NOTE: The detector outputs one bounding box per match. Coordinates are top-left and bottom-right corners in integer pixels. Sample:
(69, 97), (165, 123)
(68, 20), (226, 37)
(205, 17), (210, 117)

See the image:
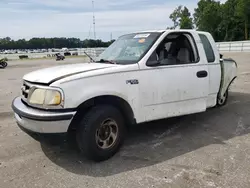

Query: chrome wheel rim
(95, 118), (118, 149)
(218, 92), (227, 105)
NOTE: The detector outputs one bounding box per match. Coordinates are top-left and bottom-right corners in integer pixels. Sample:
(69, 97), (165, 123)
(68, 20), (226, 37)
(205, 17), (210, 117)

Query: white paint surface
(17, 30), (238, 131)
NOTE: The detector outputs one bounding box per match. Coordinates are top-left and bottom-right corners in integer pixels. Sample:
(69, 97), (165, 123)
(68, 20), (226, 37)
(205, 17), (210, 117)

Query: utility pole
(92, 0), (96, 40)
(88, 25), (92, 39)
(110, 32), (112, 41)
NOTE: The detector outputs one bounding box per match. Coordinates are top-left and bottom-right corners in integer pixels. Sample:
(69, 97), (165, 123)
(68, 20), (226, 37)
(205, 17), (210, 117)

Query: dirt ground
(0, 53), (250, 188)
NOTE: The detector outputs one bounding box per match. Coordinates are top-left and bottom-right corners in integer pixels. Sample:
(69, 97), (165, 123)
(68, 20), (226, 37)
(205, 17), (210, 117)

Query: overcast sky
(0, 0), (226, 41)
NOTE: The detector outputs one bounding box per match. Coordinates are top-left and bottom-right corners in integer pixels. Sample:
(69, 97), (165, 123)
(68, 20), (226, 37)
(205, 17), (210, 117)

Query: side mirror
(146, 60), (160, 67)
(146, 51), (160, 66)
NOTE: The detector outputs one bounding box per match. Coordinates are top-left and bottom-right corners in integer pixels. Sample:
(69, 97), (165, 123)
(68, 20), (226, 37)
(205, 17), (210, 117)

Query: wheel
(2, 62), (7, 68)
(217, 89), (228, 107)
(76, 105), (125, 162)
(0, 62), (7, 69)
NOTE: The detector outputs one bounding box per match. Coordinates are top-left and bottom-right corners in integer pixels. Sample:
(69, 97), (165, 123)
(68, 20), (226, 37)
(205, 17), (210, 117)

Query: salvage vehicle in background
(12, 29), (237, 161)
(55, 53), (65, 61)
(0, 58), (8, 69)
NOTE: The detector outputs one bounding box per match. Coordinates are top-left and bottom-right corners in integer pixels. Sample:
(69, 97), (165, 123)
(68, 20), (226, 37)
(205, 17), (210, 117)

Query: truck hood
(23, 63), (118, 84)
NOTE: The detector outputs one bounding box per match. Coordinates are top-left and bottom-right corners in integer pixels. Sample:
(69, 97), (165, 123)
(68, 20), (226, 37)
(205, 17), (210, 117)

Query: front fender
(57, 74), (140, 121)
(71, 88), (131, 108)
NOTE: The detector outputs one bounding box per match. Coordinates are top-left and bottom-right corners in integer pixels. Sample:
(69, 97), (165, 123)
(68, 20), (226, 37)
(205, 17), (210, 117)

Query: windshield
(96, 32), (162, 64)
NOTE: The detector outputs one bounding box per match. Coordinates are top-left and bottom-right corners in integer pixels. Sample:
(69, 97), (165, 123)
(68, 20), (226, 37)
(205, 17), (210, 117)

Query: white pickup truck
(12, 30), (237, 161)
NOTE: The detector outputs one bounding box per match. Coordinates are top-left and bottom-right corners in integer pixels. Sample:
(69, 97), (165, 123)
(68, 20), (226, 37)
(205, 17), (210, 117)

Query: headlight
(28, 87), (63, 108)
(29, 88), (46, 105)
(44, 90), (62, 105)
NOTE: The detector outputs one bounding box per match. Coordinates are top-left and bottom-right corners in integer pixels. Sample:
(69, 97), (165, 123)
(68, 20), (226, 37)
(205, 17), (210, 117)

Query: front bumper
(12, 97), (76, 133)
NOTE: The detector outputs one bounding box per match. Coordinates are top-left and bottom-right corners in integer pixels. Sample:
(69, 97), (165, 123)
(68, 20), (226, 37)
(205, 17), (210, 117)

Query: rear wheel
(217, 89), (228, 106)
(76, 105), (125, 162)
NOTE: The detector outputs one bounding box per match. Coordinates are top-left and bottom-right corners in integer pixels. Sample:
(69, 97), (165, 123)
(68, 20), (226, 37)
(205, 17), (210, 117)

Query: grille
(21, 81), (31, 101)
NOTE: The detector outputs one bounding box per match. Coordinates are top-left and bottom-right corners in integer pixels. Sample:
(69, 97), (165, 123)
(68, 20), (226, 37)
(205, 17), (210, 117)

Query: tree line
(169, 0), (250, 41)
(0, 37), (115, 50)
(0, 0), (249, 50)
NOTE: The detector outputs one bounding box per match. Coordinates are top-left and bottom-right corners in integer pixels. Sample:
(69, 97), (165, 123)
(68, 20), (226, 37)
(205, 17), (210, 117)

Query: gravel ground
(0, 53), (250, 188)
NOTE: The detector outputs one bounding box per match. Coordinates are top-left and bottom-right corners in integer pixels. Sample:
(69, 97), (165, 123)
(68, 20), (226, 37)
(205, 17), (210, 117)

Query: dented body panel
(219, 59), (237, 98)
(138, 64), (209, 123)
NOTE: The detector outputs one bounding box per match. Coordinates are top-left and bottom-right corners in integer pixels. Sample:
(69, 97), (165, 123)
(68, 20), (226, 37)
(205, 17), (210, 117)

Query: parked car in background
(0, 58), (8, 69)
(55, 53), (65, 61)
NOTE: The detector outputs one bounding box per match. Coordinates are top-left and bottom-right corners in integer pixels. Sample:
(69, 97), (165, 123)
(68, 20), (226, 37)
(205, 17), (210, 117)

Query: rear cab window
(199, 34), (215, 63)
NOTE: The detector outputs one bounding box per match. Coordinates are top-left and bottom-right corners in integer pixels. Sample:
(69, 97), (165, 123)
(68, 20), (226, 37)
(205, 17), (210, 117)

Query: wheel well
(68, 95), (136, 131)
(227, 76), (237, 90)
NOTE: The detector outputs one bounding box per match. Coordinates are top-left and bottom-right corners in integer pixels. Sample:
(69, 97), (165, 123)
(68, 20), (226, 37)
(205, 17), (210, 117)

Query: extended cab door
(198, 32), (222, 108)
(137, 31), (209, 123)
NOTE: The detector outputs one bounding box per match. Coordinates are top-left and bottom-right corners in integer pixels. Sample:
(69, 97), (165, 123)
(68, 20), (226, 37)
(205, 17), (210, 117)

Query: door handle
(197, 70), (208, 78)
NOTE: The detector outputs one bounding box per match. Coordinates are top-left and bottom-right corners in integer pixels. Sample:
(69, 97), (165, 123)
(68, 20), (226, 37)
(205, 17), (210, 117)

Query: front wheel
(76, 105), (125, 162)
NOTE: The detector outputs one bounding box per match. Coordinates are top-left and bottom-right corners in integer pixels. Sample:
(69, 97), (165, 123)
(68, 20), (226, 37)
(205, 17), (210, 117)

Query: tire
(0, 62), (7, 69)
(2, 62), (7, 68)
(217, 89), (228, 107)
(76, 105), (125, 162)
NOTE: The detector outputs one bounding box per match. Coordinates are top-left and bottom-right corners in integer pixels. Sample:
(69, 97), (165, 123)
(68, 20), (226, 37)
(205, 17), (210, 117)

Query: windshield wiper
(98, 59), (117, 64)
(84, 51), (96, 62)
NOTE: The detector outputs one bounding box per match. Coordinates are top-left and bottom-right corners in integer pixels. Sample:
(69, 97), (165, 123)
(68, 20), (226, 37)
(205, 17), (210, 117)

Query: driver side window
(147, 32), (198, 66)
